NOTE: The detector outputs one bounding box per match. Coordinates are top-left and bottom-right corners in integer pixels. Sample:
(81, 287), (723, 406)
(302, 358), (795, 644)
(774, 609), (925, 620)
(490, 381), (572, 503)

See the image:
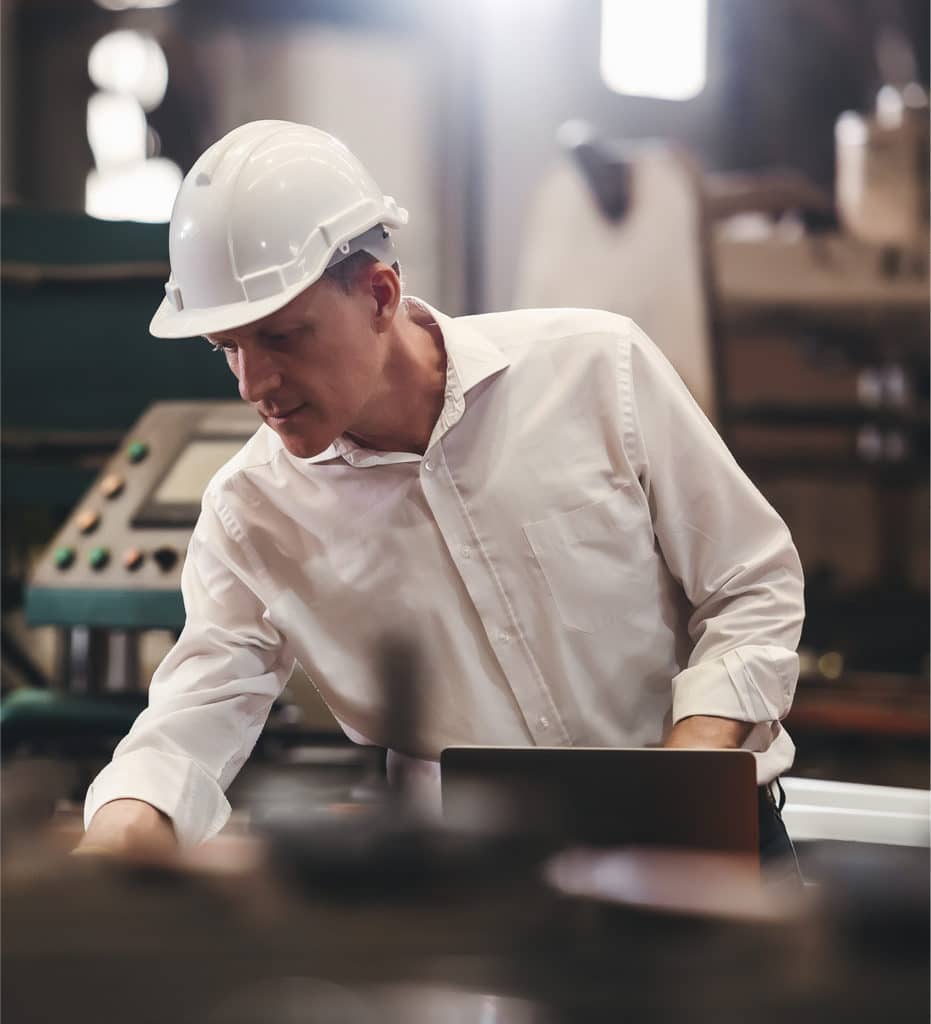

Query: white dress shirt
(85, 302), (805, 846)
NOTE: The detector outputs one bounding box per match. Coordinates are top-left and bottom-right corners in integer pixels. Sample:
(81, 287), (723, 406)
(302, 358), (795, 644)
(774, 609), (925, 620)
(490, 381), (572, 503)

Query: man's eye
(209, 342), (235, 354)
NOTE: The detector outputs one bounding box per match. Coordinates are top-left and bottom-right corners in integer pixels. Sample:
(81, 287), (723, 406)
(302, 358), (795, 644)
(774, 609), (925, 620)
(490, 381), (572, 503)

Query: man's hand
(663, 714), (753, 750)
(75, 799), (177, 860)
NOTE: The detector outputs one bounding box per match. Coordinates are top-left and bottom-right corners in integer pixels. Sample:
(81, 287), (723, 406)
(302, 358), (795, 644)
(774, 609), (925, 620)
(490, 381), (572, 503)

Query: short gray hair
(323, 250), (402, 294)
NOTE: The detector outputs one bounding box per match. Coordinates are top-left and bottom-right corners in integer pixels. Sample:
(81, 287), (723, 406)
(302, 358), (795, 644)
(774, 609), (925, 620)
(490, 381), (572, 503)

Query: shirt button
(459, 545), (472, 559)
(538, 716), (550, 730)
(423, 458), (434, 472)
(498, 631), (511, 644)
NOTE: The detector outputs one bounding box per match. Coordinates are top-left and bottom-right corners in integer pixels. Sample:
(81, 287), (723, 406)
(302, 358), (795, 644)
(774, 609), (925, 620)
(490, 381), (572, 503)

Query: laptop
(440, 746), (760, 860)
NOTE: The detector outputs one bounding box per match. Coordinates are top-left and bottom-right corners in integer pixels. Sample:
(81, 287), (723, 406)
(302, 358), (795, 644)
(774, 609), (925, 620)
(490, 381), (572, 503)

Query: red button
(100, 474), (125, 499)
(76, 509), (101, 534)
(123, 548), (145, 571)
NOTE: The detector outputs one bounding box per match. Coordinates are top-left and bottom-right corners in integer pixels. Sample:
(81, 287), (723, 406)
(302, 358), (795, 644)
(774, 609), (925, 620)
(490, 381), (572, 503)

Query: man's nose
(236, 347), (282, 403)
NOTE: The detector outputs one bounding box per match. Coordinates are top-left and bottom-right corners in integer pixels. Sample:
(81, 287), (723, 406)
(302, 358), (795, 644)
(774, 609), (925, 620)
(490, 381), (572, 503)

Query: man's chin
(278, 431), (337, 460)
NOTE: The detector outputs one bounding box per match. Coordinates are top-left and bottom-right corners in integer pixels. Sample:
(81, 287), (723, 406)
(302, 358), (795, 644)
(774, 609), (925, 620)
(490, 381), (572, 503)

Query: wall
(193, 21), (441, 304)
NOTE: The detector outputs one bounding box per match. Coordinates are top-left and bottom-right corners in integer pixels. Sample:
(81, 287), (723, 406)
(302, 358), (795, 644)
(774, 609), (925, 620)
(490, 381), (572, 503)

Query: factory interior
(1, 0), (929, 1020)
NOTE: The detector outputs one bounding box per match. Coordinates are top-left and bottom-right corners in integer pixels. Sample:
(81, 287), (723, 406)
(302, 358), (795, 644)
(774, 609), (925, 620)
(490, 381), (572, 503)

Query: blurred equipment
(22, 401), (256, 700)
(835, 87), (929, 246)
(0, 209), (233, 482)
(441, 747), (760, 859)
(3, 636), (928, 1022)
(0, 208), (233, 697)
(515, 122), (716, 419)
(780, 776), (929, 848)
(27, 401), (257, 639)
(2, 401), (263, 765)
(3, 750), (929, 1023)
(835, 24), (930, 248)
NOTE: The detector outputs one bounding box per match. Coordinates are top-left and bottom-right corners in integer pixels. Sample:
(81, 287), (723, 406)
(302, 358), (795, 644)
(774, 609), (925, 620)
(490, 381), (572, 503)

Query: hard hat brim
(149, 280), (311, 339)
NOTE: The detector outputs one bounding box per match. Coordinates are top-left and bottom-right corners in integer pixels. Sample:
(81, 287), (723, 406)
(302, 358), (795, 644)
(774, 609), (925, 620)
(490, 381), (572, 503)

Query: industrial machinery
(0, 402), (243, 770)
(26, 401), (259, 635)
(1, 209), (235, 698)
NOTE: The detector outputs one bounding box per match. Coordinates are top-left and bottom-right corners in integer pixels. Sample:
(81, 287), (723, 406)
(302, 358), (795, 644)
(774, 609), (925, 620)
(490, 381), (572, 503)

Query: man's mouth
(263, 403), (307, 425)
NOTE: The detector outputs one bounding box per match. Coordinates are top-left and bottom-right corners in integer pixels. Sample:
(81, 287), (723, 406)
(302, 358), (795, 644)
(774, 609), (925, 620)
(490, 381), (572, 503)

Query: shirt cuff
(671, 646), (798, 726)
(671, 650), (799, 784)
(84, 748), (231, 848)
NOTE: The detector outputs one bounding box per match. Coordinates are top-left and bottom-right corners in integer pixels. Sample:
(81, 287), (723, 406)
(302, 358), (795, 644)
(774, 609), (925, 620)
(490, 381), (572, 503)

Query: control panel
(26, 401), (260, 629)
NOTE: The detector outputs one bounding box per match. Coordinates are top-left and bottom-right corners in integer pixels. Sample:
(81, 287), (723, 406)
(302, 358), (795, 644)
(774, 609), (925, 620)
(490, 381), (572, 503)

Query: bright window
(601, 0), (707, 101)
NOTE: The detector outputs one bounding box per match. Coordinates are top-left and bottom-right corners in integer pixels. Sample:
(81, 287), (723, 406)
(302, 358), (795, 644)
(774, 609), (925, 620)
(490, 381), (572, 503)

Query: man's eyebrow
(259, 321), (312, 338)
(198, 322), (311, 345)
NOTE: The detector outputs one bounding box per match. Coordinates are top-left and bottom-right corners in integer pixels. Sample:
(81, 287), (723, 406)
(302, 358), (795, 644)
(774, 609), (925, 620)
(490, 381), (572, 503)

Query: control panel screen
(152, 439), (245, 504)
(133, 438), (247, 527)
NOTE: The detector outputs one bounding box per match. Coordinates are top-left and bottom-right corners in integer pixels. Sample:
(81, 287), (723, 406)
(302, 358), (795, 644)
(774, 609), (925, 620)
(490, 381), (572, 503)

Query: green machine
(1, 208), (239, 741)
(5, 399), (261, 753)
(1, 207), (234, 498)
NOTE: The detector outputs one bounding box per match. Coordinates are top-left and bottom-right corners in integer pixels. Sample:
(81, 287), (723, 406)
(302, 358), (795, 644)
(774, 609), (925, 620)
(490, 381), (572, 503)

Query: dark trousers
(758, 779), (803, 885)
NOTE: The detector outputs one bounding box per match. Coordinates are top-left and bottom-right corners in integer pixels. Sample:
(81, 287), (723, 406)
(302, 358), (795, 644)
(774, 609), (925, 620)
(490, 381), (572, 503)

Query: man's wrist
(80, 798), (177, 856)
(664, 714), (753, 749)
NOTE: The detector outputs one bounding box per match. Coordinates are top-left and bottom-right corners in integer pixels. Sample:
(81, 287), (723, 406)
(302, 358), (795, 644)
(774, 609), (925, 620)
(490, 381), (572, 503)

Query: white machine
(782, 776), (929, 848)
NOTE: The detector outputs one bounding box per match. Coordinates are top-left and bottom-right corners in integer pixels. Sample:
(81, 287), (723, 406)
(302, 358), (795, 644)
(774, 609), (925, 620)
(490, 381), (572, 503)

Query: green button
(127, 441), (149, 463)
(54, 546), (76, 570)
(88, 546), (110, 570)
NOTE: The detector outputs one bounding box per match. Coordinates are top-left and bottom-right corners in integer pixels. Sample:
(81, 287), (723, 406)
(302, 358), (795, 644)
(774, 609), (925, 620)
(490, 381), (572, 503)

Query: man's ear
(369, 263), (401, 330)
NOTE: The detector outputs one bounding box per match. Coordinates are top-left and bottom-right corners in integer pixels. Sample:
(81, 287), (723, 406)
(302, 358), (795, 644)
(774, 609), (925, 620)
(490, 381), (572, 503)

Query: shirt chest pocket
(522, 487), (655, 634)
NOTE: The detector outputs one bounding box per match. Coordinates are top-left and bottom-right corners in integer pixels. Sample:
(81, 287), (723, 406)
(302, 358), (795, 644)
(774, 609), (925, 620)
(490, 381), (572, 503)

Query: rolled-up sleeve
(623, 323), (805, 733)
(84, 494), (294, 846)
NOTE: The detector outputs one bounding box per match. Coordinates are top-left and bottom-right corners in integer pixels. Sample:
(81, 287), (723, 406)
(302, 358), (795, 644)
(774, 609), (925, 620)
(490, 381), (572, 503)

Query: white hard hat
(149, 120), (408, 339)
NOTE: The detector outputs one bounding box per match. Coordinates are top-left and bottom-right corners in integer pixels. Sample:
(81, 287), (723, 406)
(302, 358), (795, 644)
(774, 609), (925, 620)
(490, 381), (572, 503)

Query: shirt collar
(418, 297), (510, 399)
(303, 297), (510, 466)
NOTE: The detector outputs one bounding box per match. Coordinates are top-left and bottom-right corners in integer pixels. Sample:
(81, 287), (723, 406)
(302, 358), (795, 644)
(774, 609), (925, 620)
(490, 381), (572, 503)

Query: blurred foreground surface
(2, 778), (928, 1024)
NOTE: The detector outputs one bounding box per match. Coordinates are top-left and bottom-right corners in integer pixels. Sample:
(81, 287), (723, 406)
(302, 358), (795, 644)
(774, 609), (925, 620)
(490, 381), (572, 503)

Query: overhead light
(86, 159), (182, 223)
(85, 94), (182, 221)
(89, 30), (169, 111)
(87, 91), (148, 169)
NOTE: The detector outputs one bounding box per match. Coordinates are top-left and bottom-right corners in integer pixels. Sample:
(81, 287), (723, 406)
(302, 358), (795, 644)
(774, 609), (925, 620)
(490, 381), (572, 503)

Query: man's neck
(345, 300), (447, 455)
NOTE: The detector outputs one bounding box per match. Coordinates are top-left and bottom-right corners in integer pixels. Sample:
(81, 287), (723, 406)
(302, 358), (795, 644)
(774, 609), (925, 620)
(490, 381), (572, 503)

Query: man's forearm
(663, 714), (753, 749)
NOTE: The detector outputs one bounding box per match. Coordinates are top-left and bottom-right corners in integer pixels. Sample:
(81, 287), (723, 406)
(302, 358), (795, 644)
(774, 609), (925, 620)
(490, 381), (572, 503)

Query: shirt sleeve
(621, 321), (805, 731)
(83, 493), (294, 846)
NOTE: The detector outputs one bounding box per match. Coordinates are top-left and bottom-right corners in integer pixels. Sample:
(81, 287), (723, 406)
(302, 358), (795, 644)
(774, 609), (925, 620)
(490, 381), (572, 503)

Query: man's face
(204, 277), (386, 459)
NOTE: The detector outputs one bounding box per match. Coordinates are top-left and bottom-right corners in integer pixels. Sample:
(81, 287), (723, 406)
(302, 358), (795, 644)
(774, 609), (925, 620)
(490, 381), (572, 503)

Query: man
(79, 121), (804, 861)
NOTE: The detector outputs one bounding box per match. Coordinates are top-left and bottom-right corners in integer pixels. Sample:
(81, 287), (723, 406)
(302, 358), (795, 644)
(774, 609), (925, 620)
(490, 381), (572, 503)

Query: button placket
(423, 442), (570, 747)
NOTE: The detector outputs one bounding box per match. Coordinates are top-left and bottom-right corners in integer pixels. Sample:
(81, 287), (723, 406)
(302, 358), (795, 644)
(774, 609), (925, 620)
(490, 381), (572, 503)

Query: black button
(152, 546), (179, 572)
